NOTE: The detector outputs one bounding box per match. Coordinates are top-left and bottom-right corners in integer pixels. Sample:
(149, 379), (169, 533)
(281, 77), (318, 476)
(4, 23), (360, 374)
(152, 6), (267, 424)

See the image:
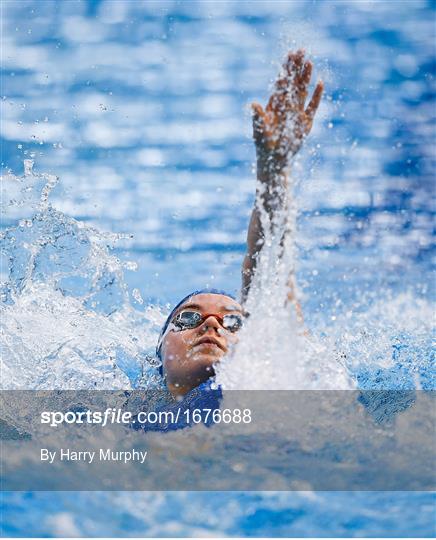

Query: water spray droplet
(24, 159), (34, 176)
(132, 288), (143, 305)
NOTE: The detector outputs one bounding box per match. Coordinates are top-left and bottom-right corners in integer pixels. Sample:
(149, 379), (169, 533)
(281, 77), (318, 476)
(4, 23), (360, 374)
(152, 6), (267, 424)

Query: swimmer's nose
(200, 315), (221, 333)
(197, 316), (232, 352)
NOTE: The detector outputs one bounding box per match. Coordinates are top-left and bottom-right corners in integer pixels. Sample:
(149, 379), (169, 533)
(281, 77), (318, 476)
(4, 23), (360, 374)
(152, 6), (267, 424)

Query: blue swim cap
(156, 289), (237, 363)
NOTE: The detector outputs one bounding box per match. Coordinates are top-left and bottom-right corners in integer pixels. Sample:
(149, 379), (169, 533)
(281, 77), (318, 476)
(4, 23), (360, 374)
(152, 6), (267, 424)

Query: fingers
(301, 61), (312, 85)
(284, 50), (311, 110)
(266, 85), (285, 115)
(252, 102), (266, 143)
(305, 80), (324, 123)
(257, 52), (323, 144)
(252, 102), (264, 117)
(267, 50), (304, 115)
(285, 49), (304, 78)
(296, 61), (312, 109)
(266, 68), (290, 115)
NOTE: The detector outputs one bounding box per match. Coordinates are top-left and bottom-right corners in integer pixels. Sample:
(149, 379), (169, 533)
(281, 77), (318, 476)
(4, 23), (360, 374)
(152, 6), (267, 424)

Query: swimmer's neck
(167, 381), (195, 399)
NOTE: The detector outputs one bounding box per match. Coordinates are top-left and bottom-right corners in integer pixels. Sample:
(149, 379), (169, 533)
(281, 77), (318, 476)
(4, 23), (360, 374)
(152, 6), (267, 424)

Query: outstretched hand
(252, 50), (324, 174)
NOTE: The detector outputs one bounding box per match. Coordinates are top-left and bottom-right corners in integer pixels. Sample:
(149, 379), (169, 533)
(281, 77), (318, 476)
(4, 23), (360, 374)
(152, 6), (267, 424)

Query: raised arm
(241, 50), (323, 305)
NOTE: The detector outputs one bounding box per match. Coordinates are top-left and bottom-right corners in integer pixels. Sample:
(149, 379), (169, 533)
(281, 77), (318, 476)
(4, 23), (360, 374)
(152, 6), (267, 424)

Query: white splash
(216, 170), (352, 390)
(1, 163), (165, 390)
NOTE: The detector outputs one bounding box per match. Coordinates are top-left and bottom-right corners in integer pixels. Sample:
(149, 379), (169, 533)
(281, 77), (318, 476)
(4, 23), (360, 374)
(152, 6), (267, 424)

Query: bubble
(132, 288), (144, 305)
(23, 159), (34, 176)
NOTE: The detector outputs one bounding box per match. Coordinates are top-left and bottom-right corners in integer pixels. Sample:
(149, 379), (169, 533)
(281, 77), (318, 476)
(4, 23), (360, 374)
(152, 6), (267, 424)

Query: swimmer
(157, 50), (324, 398)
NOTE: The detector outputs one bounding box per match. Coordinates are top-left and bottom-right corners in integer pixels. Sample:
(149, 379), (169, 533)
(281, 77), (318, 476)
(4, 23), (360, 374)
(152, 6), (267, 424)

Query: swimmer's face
(161, 293), (243, 397)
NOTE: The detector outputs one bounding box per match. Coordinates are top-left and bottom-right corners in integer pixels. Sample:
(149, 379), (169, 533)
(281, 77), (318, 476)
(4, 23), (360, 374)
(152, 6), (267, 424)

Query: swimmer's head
(157, 290), (243, 397)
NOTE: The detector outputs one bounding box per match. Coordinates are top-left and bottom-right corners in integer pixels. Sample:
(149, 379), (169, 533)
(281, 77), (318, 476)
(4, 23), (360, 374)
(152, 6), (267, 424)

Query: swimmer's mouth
(194, 337), (226, 352)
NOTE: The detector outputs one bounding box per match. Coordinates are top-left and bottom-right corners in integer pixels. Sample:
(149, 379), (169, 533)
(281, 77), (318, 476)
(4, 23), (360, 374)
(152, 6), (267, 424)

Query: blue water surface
(1, 0), (435, 537)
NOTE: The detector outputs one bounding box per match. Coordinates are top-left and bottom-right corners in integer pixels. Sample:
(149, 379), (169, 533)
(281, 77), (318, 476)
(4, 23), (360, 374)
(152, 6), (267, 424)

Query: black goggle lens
(222, 313), (243, 332)
(173, 311), (202, 329)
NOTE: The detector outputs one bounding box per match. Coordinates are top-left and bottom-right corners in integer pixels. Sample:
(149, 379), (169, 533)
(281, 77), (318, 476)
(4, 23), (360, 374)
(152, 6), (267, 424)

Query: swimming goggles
(156, 309), (245, 356)
(172, 310), (243, 333)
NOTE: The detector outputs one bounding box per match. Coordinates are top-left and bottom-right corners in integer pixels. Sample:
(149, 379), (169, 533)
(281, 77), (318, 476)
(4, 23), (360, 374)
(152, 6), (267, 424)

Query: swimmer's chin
(190, 347), (225, 362)
(190, 352), (222, 366)
(188, 352), (222, 375)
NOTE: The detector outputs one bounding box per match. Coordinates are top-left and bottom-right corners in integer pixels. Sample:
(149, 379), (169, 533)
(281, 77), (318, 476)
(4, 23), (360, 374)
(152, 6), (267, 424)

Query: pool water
(1, 0), (435, 537)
